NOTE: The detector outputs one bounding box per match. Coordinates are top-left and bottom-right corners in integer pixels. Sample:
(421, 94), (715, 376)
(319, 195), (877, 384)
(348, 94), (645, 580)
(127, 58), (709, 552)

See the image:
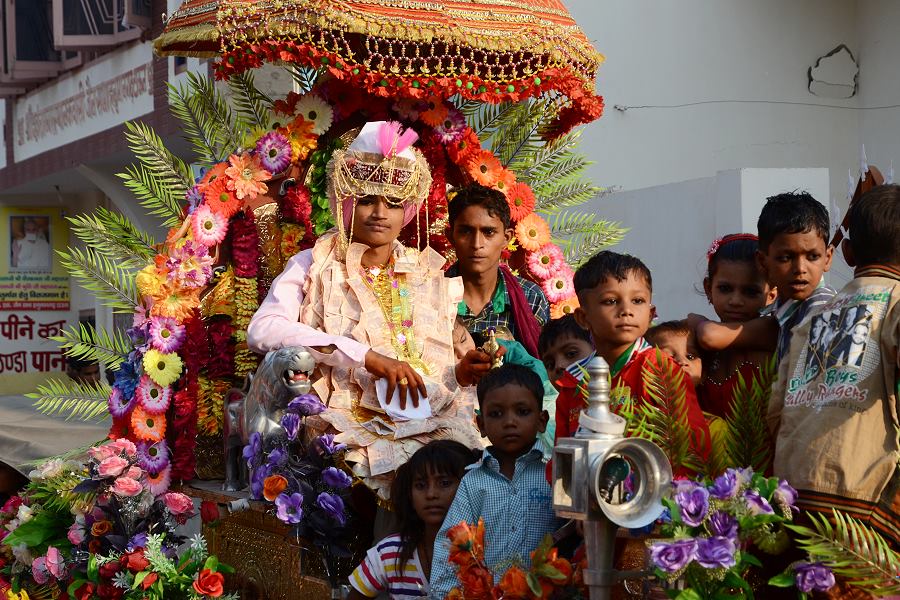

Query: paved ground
(0, 394), (109, 473)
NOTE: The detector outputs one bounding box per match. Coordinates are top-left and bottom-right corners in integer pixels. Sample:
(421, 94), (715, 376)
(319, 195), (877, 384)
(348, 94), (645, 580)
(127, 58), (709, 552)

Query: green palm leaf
(788, 509), (900, 596)
(168, 76), (224, 166)
(27, 378), (112, 421)
(638, 350), (705, 475)
(190, 73), (246, 152)
(118, 163), (184, 228)
(228, 70), (273, 130)
(724, 355), (775, 472)
(287, 65), (324, 94)
(66, 207), (156, 269)
(52, 322), (131, 370)
(56, 246), (139, 313)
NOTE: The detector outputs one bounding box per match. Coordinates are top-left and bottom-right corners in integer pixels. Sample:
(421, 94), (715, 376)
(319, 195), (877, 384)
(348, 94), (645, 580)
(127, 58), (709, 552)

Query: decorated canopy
(154, 0), (605, 137)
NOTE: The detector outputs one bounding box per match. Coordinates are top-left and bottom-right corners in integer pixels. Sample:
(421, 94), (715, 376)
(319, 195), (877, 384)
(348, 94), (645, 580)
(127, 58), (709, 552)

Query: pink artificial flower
(541, 266), (576, 304)
(125, 466), (143, 480)
(526, 243), (565, 280)
(31, 556), (49, 584)
(109, 438), (138, 457)
(224, 152), (271, 200)
(148, 316), (186, 353)
(166, 240), (214, 289)
(67, 517), (86, 545)
(46, 547), (67, 580)
(135, 374), (172, 415)
(112, 477), (143, 498)
(97, 456), (129, 479)
(191, 205), (228, 247)
(1, 495), (23, 514)
(162, 492), (194, 516)
(147, 466), (172, 497)
(88, 445), (116, 462)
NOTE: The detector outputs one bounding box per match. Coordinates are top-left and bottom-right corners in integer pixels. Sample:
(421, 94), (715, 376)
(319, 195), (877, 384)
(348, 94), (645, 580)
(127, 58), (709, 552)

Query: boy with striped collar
(553, 251), (710, 473)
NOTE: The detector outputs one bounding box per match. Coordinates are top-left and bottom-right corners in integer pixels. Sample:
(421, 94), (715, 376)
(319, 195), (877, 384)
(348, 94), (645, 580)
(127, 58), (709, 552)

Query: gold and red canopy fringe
(154, 0), (605, 138)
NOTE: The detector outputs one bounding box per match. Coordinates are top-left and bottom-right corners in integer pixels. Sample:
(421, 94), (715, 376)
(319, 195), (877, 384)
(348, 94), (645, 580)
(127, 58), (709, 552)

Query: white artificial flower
(35, 458), (65, 480)
(12, 543), (32, 565)
(16, 504), (34, 524)
(294, 94), (334, 135)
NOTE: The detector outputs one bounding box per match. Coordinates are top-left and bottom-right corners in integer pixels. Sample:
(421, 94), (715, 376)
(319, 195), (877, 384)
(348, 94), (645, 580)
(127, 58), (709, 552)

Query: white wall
(0, 100), (5, 170)
(568, 0), (862, 213)
(581, 168), (831, 320)
(856, 0), (900, 180)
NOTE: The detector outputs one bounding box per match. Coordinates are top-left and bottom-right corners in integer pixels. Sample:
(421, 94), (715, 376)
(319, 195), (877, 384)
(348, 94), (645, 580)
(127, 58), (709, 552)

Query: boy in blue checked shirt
(429, 364), (561, 598)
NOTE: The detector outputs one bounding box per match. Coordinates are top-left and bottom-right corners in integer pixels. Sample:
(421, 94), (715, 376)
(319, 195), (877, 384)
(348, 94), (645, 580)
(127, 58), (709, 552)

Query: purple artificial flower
(128, 532), (149, 551)
(243, 432), (262, 464)
(433, 107), (467, 144)
(672, 478), (699, 495)
(322, 467), (352, 489)
(794, 562), (836, 593)
(316, 492), (346, 525)
(288, 394), (326, 417)
(773, 480), (798, 512)
(137, 440), (170, 473)
(126, 323), (151, 352)
(275, 493), (304, 525)
(256, 132), (292, 175)
(675, 486), (710, 527)
(186, 185), (204, 215)
(649, 539), (698, 573)
(707, 511), (739, 540)
(250, 464), (269, 500)
(709, 469), (740, 500)
(107, 387), (135, 419)
(148, 316), (186, 353)
(267, 448), (288, 469)
(281, 412), (301, 441)
(317, 434), (347, 455)
(744, 490), (774, 515)
(696, 536), (737, 569)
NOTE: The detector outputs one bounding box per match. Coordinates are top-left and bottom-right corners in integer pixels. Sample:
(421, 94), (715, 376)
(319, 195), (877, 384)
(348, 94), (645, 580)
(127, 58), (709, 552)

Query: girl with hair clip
(347, 440), (477, 600)
(695, 234), (777, 418)
(248, 121), (496, 502)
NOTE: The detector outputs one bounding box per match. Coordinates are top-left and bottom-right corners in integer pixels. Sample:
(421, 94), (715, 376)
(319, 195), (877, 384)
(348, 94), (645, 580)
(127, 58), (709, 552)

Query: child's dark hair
(448, 183), (511, 229)
(573, 251), (652, 301)
(476, 363), (544, 410)
(645, 320), (691, 347)
(757, 192), (830, 251)
(537, 314), (592, 357)
(705, 233), (759, 280)
(847, 184), (900, 266)
(391, 440), (477, 571)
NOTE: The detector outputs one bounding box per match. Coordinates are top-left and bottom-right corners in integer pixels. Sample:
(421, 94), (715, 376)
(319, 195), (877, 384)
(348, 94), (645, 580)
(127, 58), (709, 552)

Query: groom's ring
(399, 377), (408, 385)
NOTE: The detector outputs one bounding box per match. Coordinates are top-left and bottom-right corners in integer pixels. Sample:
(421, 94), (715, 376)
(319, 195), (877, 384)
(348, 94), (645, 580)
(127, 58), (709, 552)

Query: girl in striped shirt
(348, 440), (477, 599)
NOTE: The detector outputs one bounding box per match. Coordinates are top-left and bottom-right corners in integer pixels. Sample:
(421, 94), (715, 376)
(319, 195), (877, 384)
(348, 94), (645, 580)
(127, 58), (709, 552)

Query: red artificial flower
(141, 572), (158, 590)
(447, 128), (481, 165)
(193, 569), (225, 598)
(200, 501), (220, 524)
(97, 582), (124, 600)
(458, 565), (494, 599)
(120, 549), (150, 574)
(74, 582), (96, 600)
(99, 560), (120, 580)
(506, 183), (536, 222)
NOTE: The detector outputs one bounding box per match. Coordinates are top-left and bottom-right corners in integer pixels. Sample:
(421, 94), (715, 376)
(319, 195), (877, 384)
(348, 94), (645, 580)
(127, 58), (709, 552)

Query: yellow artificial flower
(142, 348), (183, 387)
(136, 264), (167, 298)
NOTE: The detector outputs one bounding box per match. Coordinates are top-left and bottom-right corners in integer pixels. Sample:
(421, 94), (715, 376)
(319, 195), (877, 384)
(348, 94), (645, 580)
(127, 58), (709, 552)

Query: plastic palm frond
(66, 207), (156, 269)
(190, 73), (247, 152)
(461, 101), (518, 139)
(639, 350), (705, 475)
(27, 377), (112, 421)
(788, 509), (900, 596)
(490, 99), (552, 168)
(227, 70), (274, 131)
(704, 413), (732, 477)
(515, 131), (581, 182)
(724, 355), (775, 472)
(123, 120), (193, 190)
(168, 76), (225, 166)
(52, 322), (131, 370)
(546, 211), (627, 267)
(27, 470), (95, 513)
(287, 65), (323, 94)
(119, 162), (184, 228)
(22, 585), (58, 600)
(56, 246), (139, 313)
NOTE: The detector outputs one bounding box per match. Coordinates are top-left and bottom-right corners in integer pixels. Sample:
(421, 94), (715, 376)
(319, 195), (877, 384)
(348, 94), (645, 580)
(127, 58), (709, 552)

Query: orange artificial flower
(464, 150), (503, 187)
(448, 128), (481, 164)
(550, 295), (580, 319)
(492, 168), (516, 196)
(494, 566), (531, 599)
(419, 100), (450, 127)
(458, 564), (495, 599)
(148, 283), (201, 322)
(279, 116), (317, 162)
(507, 182), (536, 222)
(263, 475), (289, 501)
(131, 406), (167, 442)
(224, 152), (271, 201)
(199, 162), (228, 189)
(204, 178), (242, 218)
(515, 213), (551, 251)
(91, 520), (113, 536)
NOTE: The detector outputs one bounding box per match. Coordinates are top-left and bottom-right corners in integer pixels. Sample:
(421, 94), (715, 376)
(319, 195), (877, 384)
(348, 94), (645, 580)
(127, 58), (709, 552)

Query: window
(52, 0), (146, 49)
(1, 0), (64, 81)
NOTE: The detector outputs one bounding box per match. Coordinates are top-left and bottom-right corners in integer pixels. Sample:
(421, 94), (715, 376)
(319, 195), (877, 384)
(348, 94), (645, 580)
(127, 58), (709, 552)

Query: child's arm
(688, 314), (778, 353)
(429, 478), (477, 598)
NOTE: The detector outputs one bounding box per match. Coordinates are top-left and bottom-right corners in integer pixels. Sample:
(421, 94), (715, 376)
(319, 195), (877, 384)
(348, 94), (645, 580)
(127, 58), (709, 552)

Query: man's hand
(455, 345), (507, 387)
(364, 350), (426, 410)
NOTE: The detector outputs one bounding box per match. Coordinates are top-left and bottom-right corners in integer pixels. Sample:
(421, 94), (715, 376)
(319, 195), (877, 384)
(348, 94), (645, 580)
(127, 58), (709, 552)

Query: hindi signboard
(0, 206), (70, 311)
